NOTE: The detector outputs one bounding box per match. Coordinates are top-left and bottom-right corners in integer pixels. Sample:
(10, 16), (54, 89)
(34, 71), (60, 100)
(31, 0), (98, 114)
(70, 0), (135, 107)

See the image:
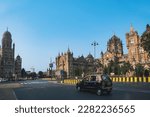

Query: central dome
(2, 30), (12, 47)
(3, 30), (12, 38)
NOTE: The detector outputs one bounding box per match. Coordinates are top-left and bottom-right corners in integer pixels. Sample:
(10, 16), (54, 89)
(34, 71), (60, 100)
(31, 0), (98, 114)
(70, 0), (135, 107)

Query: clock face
(130, 38), (134, 44)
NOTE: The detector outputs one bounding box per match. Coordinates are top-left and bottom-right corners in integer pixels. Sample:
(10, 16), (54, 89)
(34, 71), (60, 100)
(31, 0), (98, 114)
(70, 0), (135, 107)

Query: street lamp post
(49, 59), (54, 80)
(91, 41), (99, 74)
(91, 41), (99, 59)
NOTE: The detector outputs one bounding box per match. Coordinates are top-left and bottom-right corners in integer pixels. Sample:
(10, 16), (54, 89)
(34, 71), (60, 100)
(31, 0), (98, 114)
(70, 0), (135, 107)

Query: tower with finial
(15, 55), (22, 78)
(0, 29), (22, 80)
(126, 24), (140, 64)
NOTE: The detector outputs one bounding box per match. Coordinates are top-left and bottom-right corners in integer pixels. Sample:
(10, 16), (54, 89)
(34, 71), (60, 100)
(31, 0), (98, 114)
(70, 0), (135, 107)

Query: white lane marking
(12, 90), (18, 100)
(20, 81), (48, 85)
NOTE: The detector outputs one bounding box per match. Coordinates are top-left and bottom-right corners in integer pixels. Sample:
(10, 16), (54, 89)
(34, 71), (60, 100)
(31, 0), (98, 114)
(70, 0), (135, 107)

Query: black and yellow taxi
(76, 74), (112, 95)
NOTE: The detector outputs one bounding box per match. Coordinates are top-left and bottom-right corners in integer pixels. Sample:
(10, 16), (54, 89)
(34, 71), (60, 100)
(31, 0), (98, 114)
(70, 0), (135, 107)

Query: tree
(28, 72), (37, 79)
(103, 61), (132, 76)
(141, 24), (150, 56)
(135, 64), (144, 77)
(121, 61), (132, 75)
(75, 68), (82, 76)
(38, 71), (44, 78)
(21, 68), (27, 78)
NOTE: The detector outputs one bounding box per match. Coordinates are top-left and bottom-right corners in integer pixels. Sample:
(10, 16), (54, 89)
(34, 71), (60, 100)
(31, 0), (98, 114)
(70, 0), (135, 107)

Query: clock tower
(126, 25), (140, 65)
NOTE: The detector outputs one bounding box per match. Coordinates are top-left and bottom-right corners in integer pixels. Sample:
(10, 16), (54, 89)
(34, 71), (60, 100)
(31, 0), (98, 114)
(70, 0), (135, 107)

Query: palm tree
(141, 24), (150, 56)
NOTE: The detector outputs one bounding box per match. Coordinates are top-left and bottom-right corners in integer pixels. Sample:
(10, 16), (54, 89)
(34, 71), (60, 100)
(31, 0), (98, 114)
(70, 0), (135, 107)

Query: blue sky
(0, 0), (150, 72)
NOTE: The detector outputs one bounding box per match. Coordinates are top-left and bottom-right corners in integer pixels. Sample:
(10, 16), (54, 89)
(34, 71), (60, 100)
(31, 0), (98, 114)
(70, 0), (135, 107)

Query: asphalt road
(10, 79), (150, 100)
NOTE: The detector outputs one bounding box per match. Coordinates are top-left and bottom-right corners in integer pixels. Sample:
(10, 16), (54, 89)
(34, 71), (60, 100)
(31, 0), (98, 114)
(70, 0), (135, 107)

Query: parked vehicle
(76, 74), (113, 95)
(0, 78), (8, 82)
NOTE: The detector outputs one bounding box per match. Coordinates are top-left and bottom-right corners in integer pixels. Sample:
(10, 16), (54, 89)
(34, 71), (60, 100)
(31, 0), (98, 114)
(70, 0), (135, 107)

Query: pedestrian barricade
(63, 77), (150, 85)
(63, 79), (81, 85)
(111, 77), (150, 83)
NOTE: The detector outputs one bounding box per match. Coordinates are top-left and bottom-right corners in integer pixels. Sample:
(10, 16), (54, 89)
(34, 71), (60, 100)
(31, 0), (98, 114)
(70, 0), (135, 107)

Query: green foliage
(21, 68), (27, 78)
(134, 63), (144, 77)
(30, 72), (37, 78)
(38, 71), (44, 78)
(74, 68), (82, 76)
(120, 61), (132, 75)
(141, 24), (150, 56)
(103, 61), (132, 76)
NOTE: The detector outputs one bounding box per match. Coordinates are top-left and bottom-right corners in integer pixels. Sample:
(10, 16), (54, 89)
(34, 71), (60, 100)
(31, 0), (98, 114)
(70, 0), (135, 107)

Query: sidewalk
(0, 82), (22, 100)
(0, 88), (17, 100)
(0, 82), (22, 89)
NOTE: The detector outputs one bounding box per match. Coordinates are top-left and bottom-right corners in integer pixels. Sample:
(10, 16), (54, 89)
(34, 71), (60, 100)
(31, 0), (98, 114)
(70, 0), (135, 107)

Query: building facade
(55, 48), (101, 78)
(100, 35), (128, 67)
(126, 25), (150, 67)
(101, 25), (150, 69)
(15, 55), (22, 78)
(0, 30), (22, 80)
(55, 25), (150, 77)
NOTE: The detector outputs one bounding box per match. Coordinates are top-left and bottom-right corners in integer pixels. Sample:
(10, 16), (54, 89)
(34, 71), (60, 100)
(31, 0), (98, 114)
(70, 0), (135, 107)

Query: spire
(101, 51), (103, 57)
(7, 27), (8, 31)
(67, 46), (71, 53)
(130, 23), (134, 32)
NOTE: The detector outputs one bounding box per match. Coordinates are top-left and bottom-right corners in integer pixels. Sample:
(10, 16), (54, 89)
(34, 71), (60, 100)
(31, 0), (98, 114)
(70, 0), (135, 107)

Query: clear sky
(0, 0), (150, 72)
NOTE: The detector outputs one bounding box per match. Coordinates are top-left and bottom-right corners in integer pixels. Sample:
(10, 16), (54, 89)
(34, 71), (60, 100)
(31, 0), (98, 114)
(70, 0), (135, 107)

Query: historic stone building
(100, 25), (150, 69)
(56, 25), (150, 77)
(100, 35), (128, 67)
(0, 30), (22, 80)
(15, 55), (22, 78)
(126, 25), (150, 67)
(55, 48), (100, 78)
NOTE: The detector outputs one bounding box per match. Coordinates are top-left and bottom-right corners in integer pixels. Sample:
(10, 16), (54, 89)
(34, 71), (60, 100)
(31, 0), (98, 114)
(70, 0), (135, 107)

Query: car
(0, 78), (8, 82)
(76, 74), (113, 95)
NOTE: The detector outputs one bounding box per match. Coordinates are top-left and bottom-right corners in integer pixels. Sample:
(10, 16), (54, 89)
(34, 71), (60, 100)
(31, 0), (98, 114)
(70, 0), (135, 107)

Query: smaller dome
(16, 55), (21, 60)
(77, 55), (85, 61)
(108, 35), (121, 45)
(86, 53), (93, 59)
(111, 35), (120, 41)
